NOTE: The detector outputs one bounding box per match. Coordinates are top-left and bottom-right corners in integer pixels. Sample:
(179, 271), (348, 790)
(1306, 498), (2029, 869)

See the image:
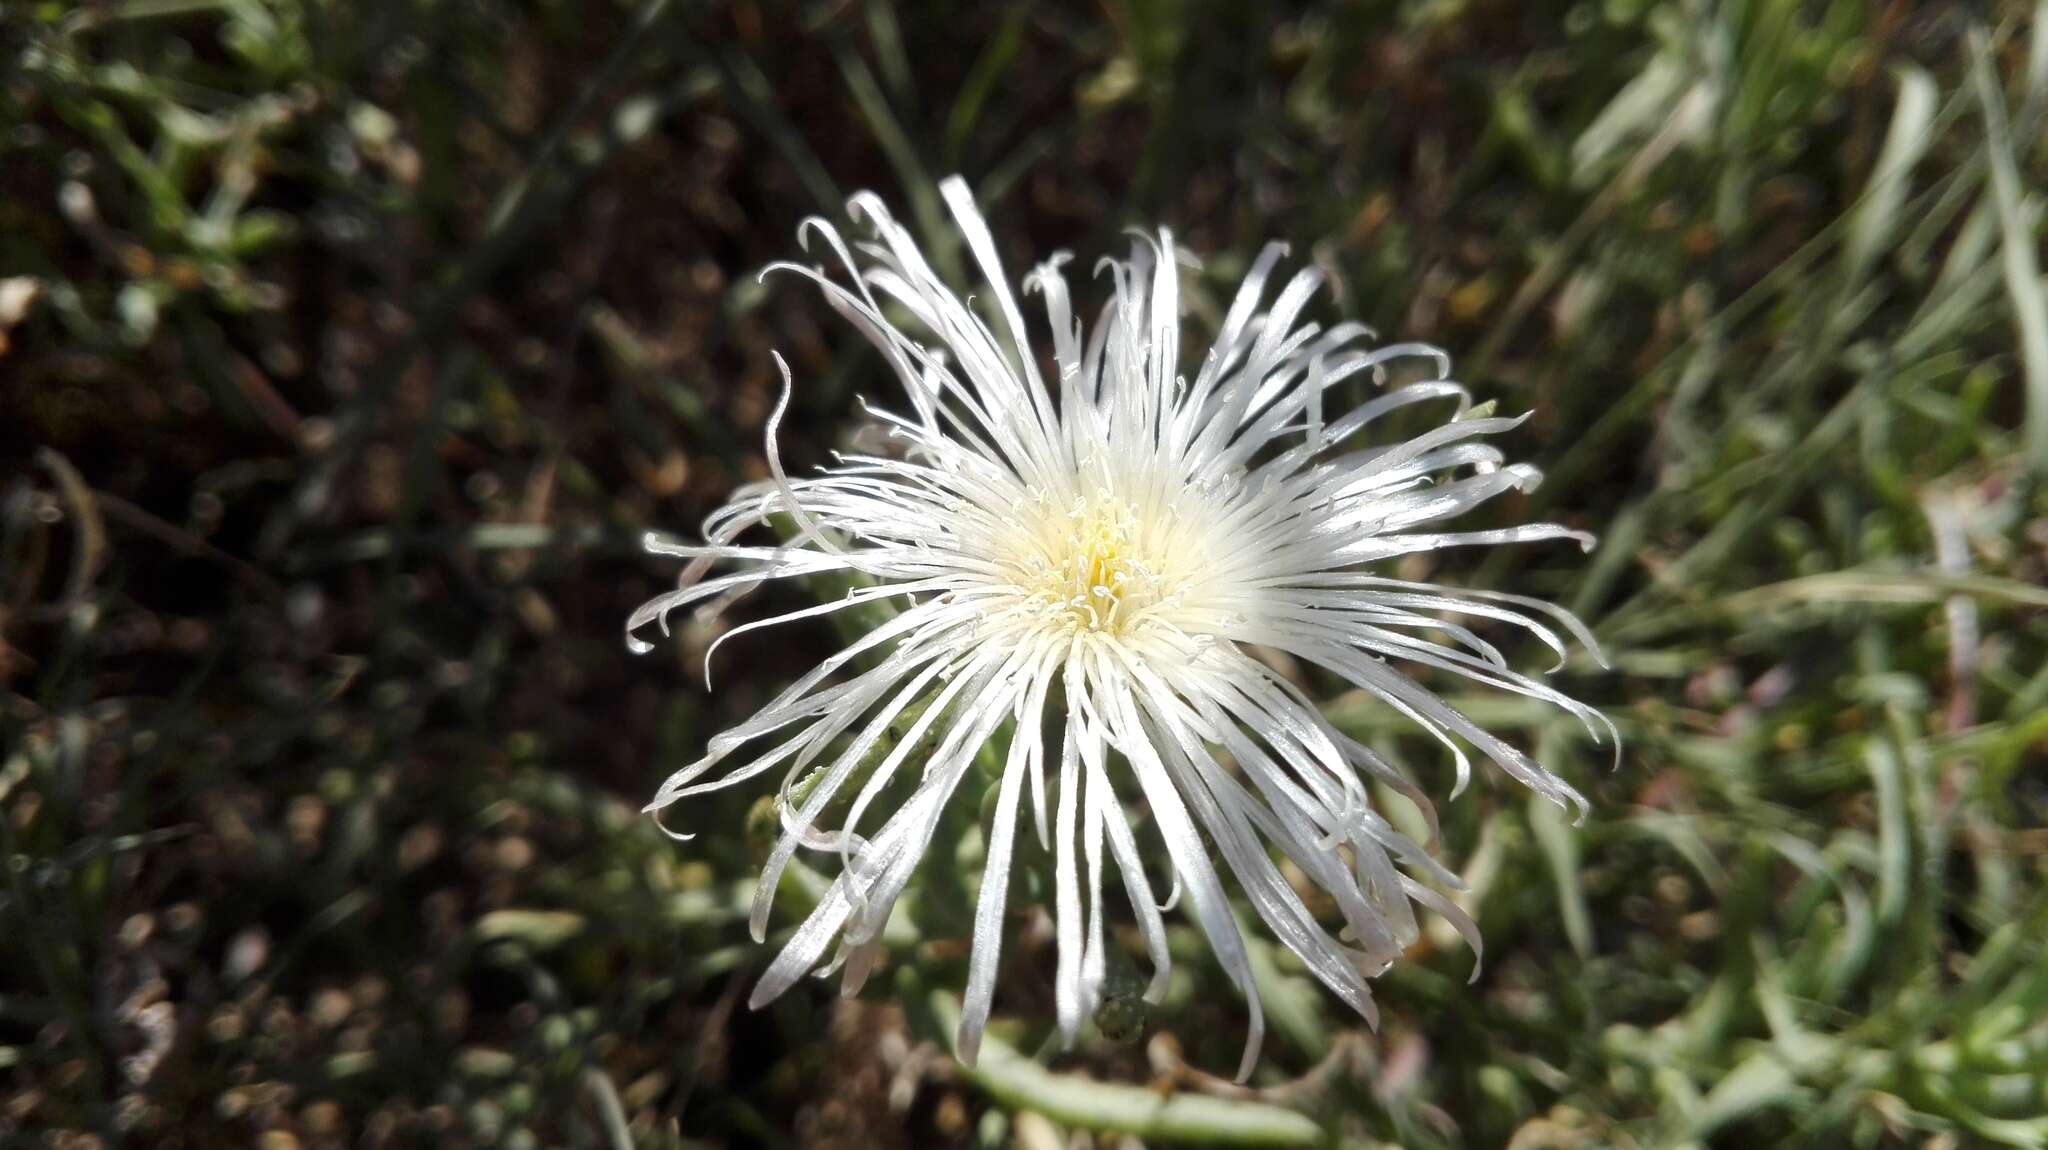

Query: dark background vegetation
(4, 1), (2047, 1146)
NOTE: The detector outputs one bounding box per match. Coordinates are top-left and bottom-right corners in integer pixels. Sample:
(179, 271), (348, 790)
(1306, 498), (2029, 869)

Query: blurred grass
(3, 0), (2047, 1147)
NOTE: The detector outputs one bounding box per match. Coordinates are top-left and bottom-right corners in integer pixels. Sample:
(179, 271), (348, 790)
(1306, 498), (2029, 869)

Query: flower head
(630, 178), (1612, 1079)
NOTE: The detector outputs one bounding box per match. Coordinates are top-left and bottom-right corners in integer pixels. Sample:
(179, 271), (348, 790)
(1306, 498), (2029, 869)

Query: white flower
(629, 177), (1613, 1080)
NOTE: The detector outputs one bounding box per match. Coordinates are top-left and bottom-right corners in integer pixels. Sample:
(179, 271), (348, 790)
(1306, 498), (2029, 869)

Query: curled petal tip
(645, 803), (696, 841)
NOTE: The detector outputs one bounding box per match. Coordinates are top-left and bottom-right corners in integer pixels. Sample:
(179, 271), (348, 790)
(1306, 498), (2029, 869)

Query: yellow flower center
(1014, 492), (1187, 638)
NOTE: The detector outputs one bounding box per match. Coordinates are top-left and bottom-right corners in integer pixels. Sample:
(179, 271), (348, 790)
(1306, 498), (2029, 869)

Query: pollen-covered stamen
(1004, 489), (1197, 638)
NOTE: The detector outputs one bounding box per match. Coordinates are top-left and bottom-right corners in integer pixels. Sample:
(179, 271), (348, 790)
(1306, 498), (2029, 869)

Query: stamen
(990, 485), (1215, 640)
